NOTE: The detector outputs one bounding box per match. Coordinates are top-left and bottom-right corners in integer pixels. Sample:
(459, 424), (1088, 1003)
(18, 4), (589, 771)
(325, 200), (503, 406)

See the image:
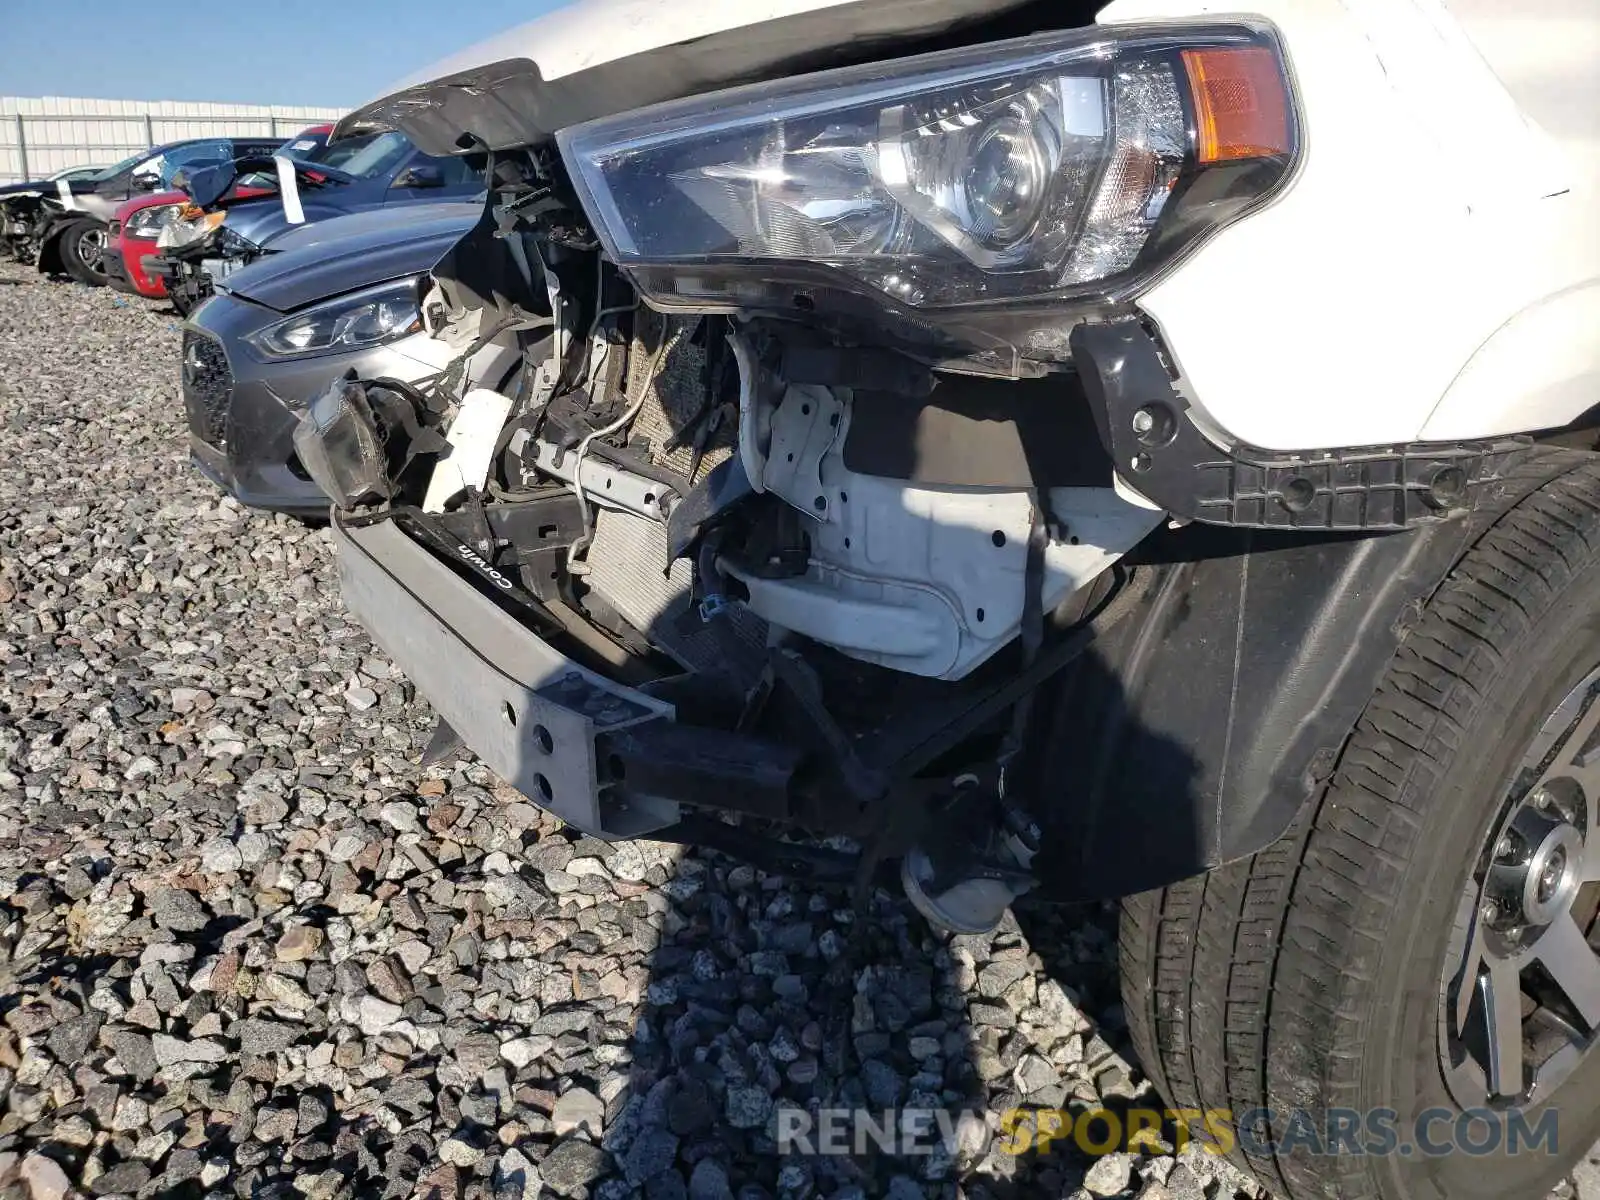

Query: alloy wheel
(77, 227), (106, 272)
(1441, 666), (1600, 1108)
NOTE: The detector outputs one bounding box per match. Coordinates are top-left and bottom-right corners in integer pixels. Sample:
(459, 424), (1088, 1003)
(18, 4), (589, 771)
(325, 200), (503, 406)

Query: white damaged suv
(290, 2), (1600, 1196)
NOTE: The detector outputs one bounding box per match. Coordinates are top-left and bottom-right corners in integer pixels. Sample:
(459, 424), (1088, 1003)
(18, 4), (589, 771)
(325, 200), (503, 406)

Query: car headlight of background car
(559, 22), (1297, 360)
(247, 279), (422, 359)
(124, 203), (184, 241)
(157, 208), (227, 251)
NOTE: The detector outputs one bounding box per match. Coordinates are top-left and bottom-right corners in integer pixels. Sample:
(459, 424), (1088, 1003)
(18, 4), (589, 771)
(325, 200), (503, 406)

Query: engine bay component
(723, 363), (1161, 679)
(508, 430), (678, 523)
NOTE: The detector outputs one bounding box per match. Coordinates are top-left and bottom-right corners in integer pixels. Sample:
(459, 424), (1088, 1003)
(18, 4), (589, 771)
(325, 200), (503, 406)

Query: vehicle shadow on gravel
(607, 848), (1249, 1200)
(593, 659), (1257, 1200)
(0, 649), (1248, 1200)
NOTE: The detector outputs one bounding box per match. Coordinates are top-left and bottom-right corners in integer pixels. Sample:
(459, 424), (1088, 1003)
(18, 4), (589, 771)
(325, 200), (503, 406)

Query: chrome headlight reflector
(559, 24), (1296, 317)
(248, 279), (422, 359)
(124, 202), (183, 241)
(157, 209), (226, 250)
(292, 378), (389, 509)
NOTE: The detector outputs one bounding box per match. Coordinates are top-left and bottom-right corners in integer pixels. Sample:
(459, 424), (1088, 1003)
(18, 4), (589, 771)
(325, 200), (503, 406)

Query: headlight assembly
(559, 23), (1297, 357)
(157, 208), (227, 251)
(292, 378), (389, 509)
(247, 279), (422, 359)
(124, 203), (183, 241)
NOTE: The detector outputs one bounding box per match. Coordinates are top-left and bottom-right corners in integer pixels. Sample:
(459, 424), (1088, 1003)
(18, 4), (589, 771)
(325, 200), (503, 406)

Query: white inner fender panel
(725, 384), (1161, 680)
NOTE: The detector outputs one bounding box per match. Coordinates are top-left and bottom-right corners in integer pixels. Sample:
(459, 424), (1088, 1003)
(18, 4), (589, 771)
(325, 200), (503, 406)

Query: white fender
(1420, 283), (1600, 441)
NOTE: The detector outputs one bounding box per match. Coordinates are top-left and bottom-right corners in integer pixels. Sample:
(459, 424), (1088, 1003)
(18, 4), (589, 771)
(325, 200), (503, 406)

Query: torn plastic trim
(1069, 318), (1533, 531)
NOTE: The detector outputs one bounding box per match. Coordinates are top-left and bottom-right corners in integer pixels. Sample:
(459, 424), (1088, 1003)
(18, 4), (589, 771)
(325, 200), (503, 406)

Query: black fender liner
(1032, 329), (1596, 901)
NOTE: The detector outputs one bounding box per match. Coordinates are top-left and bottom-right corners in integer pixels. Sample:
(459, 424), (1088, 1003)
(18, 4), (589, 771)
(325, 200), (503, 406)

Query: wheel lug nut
(1480, 901), (1500, 925)
(1533, 788), (1552, 810)
(1495, 835), (1516, 859)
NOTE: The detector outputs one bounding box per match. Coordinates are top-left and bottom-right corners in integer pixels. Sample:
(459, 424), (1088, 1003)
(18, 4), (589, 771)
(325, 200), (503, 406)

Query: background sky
(0, 0), (566, 109)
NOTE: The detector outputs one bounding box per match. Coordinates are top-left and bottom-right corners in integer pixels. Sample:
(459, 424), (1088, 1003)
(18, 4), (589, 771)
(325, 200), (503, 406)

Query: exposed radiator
(585, 508), (767, 682)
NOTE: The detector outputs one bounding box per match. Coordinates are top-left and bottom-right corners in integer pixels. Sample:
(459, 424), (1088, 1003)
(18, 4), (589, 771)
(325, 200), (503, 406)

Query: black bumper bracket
(1070, 318), (1530, 532)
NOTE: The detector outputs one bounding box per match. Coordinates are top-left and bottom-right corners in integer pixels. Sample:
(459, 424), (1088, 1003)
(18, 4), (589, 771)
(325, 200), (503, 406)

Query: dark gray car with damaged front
(181, 202), (492, 516)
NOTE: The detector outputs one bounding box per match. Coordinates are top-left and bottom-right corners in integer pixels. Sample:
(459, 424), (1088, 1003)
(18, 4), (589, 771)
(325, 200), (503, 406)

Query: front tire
(58, 218), (109, 286)
(1121, 462), (1600, 1200)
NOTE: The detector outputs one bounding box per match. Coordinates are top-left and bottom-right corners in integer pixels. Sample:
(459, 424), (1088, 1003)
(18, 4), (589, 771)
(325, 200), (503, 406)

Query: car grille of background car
(181, 330), (233, 448)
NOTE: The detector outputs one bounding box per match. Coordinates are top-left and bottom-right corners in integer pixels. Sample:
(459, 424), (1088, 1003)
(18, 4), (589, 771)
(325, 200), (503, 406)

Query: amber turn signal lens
(1182, 47), (1292, 164)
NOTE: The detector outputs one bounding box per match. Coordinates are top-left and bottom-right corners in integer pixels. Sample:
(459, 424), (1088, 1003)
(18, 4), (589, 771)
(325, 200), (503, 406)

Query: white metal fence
(0, 97), (345, 184)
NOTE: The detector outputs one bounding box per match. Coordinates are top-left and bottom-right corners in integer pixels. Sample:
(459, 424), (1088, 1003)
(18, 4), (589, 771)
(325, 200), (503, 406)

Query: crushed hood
(335, 0), (1042, 155)
(221, 202), (480, 313)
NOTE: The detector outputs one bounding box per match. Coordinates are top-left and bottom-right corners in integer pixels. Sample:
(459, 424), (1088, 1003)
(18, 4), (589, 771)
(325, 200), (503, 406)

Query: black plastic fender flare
(1034, 323), (1596, 901)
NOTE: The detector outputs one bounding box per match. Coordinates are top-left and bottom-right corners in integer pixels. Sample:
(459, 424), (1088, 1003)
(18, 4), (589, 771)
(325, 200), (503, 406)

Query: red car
(103, 125), (331, 299)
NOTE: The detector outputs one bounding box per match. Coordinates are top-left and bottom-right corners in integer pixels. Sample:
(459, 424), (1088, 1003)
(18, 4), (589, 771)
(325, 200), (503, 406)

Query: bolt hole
(813, 495), (826, 511)
(532, 773), (553, 803)
(801, 403), (811, 416)
(1131, 454), (1153, 473)
(976, 608), (986, 623)
(1428, 466), (1467, 509)
(829, 412), (840, 428)
(501, 702), (517, 727)
(1278, 476), (1315, 513)
(840, 491), (848, 504)
(532, 724), (553, 755)
(786, 452), (794, 462)
(844, 537), (851, 549)
(1069, 535), (1080, 545)
(604, 478), (613, 490)
(1132, 403), (1178, 448)
(991, 530), (1006, 548)
(644, 492), (656, 505)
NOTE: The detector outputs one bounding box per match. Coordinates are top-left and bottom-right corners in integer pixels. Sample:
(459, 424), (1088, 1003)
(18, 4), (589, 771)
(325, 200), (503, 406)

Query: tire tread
(1121, 461), (1600, 1200)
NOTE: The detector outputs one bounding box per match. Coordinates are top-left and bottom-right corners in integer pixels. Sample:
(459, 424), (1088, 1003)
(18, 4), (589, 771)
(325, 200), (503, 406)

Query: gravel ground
(0, 260), (1592, 1200)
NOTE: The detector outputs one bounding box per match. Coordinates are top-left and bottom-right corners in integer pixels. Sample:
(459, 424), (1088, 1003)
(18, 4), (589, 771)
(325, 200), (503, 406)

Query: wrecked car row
(2, 123), (483, 306)
(1, 135), (289, 286)
(104, 1), (1600, 1197)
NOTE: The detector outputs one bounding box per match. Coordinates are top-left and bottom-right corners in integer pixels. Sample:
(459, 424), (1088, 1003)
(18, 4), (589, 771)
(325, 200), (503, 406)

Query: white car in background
(289, 4), (1600, 1196)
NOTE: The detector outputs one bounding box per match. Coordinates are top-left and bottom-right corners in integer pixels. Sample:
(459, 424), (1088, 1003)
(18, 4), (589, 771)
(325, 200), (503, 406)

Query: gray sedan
(181, 202), (480, 517)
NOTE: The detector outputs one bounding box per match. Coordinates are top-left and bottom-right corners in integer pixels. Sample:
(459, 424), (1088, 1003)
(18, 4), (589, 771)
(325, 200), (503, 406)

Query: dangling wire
(570, 254), (639, 395)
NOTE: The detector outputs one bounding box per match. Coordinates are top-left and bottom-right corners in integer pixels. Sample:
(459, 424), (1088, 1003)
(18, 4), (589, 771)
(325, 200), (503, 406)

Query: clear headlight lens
(124, 202), (183, 241)
(559, 24), (1295, 315)
(157, 208), (226, 250)
(292, 377), (389, 509)
(248, 280), (422, 359)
